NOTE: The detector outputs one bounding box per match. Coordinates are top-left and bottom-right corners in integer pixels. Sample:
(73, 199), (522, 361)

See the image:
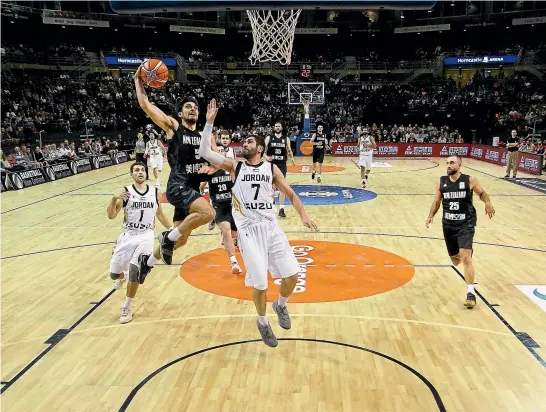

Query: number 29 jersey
(231, 161), (276, 230)
(123, 184), (159, 234)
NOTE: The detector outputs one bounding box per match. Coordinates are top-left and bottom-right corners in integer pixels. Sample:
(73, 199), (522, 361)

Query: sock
(123, 296), (133, 309)
(167, 227), (182, 242)
(258, 315), (269, 326)
(467, 284), (475, 294)
(277, 295), (288, 307)
(147, 254), (157, 267)
(318, 174), (321, 178)
(230, 255), (238, 265)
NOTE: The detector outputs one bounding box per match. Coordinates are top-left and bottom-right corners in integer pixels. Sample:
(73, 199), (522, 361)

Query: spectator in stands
(519, 138), (536, 153)
(34, 146), (46, 165)
(1, 149), (12, 170)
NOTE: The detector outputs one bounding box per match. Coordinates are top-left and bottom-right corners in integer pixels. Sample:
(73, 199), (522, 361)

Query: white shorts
(358, 152), (373, 169)
(149, 154), (164, 171)
(238, 221), (301, 290)
(109, 231), (154, 274)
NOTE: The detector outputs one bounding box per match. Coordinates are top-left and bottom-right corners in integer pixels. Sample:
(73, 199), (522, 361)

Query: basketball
(139, 58), (169, 88)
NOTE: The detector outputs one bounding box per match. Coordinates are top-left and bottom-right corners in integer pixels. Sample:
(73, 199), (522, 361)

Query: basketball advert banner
(331, 143), (471, 158)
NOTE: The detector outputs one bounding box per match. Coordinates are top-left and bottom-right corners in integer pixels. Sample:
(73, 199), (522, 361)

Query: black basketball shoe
(158, 230), (175, 265)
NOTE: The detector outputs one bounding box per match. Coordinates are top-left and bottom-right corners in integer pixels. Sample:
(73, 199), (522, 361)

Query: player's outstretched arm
(107, 190), (128, 219)
(470, 176), (495, 219)
(426, 184), (442, 228)
(134, 65), (178, 136)
(156, 200), (172, 229)
(273, 165), (318, 231)
(198, 99), (237, 173)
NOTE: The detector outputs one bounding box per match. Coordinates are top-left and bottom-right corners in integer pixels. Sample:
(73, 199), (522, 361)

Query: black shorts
(167, 181), (202, 223)
(443, 224), (475, 257)
(273, 162), (287, 177)
(213, 202), (237, 231)
(313, 149), (325, 164)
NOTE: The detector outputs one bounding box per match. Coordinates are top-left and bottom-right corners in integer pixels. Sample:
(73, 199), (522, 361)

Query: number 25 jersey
(231, 161), (276, 229)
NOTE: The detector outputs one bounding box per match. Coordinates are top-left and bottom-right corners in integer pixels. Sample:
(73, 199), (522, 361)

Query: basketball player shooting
(426, 155), (495, 308)
(133, 64), (218, 271)
(106, 162), (172, 324)
(358, 133), (376, 188)
(199, 100), (318, 347)
(310, 124), (327, 183)
(264, 122), (296, 218)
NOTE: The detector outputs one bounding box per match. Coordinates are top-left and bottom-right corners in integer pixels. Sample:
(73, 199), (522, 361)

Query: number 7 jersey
(123, 184), (159, 234)
(231, 161), (277, 229)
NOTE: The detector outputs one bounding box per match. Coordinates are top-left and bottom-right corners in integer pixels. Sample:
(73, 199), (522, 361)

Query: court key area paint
(282, 185), (377, 206)
(180, 240), (415, 303)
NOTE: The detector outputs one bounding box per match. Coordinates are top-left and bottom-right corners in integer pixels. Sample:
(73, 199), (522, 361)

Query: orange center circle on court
(287, 164), (345, 173)
(299, 141), (314, 155)
(180, 240), (415, 303)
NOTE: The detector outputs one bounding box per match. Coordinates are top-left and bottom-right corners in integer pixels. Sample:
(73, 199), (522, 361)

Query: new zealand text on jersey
(442, 191), (466, 199)
(182, 135), (201, 145)
(211, 175), (232, 184)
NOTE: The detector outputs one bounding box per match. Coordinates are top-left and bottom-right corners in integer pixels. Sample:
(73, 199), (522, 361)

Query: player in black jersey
(265, 122), (296, 218)
(310, 124), (327, 183)
(201, 132), (242, 275)
(134, 65), (218, 268)
(426, 155), (495, 308)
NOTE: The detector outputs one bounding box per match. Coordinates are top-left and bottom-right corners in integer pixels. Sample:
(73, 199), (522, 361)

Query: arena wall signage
(331, 143), (470, 158)
(394, 23), (450, 34)
(443, 55), (518, 65)
(169, 25), (226, 34)
(467, 144), (542, 175)
(113, 151), (129, 164)
(7, 168), (48, 190)
(104, 56), (177, 67)
(46, 163), (74, 181)
(42, 16), (110, 28)
(74, 158), (93, 173)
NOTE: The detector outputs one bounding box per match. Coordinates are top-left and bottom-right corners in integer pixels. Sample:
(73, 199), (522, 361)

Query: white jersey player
(198, 99), (318, 348)
(145, 135), (164, 188)
(107, 162), (171, 324)
(358, 133), (377, 188)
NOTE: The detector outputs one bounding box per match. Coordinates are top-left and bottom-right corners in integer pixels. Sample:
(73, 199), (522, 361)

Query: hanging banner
(394, 23), (450, 34)
(169, 25), (225, 34)
(42, 16), (110, 27)
(104, 56), (177, 67)
(443, 55), (518, 65)
(512, 16), (546, 26)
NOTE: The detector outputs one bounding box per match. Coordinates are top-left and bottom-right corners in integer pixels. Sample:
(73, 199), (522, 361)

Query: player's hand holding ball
(135, 59), (169, 88)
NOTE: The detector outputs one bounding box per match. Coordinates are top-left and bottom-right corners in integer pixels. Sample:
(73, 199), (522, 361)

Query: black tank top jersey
(208, 169), (233, 205)
(440, 174), (476, 227)
(313, 133), (327, 151)
(167, 125), (209, 188)
(266, 134), (288, 164)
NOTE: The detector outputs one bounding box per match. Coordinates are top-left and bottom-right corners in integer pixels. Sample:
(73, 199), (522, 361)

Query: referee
(505, 129), (519, 179)
(134, 133), (149, 180)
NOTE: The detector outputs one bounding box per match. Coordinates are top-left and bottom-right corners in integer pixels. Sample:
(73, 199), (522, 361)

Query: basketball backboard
(110, 0), (436, 12)
(288, 82), (325, 105)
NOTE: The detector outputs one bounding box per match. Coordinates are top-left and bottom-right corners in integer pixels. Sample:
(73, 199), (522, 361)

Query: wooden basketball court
(2, 156), (545, 411)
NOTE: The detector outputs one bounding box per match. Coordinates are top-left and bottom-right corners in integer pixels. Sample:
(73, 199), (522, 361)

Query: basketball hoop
(302, 98), (310, 116)
(246, 9), (301, 65)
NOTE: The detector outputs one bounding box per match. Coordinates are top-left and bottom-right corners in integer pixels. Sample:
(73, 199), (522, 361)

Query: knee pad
(110, 272), (122, 280)
(128, 264), (140, 283)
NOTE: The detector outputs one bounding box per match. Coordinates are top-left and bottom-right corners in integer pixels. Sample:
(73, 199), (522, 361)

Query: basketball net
(303, 99), (310, 118)
(246, 9), (301, 65)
